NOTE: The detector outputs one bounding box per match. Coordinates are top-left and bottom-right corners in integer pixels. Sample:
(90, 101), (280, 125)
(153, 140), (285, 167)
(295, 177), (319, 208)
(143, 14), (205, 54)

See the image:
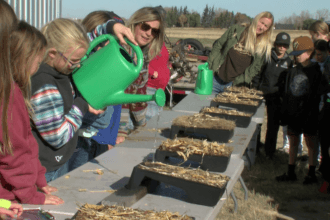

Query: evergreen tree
(201, 4), (209, 27)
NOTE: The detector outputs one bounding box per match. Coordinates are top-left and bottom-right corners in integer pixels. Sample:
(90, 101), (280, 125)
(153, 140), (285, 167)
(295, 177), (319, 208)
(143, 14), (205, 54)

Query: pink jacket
(147, 42), (170, 90)
(0, 83), (46, 204)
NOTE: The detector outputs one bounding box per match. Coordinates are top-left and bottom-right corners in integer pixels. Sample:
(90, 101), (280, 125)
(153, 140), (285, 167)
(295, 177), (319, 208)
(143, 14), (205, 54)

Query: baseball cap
(275, 32), (290, 45)
(289, 36), (314, 56)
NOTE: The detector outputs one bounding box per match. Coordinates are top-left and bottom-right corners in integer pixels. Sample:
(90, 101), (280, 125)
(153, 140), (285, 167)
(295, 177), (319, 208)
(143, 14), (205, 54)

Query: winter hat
(289, 36), (314, 56)
(275, 32), (290, 46)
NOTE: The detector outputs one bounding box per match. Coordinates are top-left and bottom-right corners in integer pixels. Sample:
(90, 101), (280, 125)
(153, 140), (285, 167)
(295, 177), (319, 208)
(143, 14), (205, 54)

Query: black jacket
(253, 49), (293, 97)
(279, 62), (325, 126)
(31, 64), (89, 172)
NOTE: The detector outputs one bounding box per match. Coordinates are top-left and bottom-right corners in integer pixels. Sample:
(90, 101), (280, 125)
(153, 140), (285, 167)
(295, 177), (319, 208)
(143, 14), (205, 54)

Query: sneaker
(276, 173), (297, 182)
(303, 175), (318, 185)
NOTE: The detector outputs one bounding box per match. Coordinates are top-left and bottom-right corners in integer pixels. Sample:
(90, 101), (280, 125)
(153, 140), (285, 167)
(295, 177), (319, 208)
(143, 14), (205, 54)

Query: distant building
(275, 23), (295, 30)
(5, 0), (62, 29)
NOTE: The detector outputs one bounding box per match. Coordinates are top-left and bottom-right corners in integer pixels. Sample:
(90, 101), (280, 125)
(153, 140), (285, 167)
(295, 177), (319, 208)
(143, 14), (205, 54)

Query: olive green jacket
(207, 24), (265, 86)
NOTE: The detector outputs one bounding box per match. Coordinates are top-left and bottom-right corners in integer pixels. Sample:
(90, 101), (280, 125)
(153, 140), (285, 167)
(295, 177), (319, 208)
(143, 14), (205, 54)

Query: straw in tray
(138, 162), (230, 189)
(201, 107), (253, 117)
(172, 113), (236, 130)
(158, 138), (233, 161)
(212, 95), (259, 106)
(225, 86), (263, 95)
(74, 204), (193, 220)
(220, 91), (263, 100)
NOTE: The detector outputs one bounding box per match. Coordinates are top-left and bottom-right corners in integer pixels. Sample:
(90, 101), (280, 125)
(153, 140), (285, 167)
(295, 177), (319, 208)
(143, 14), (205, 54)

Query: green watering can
(72, 34), (166, 110)
(194, 62), (213, 95)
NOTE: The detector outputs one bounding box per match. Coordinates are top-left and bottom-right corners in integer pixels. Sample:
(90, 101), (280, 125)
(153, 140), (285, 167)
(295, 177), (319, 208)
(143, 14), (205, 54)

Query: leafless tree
(315, 9), (330, 21)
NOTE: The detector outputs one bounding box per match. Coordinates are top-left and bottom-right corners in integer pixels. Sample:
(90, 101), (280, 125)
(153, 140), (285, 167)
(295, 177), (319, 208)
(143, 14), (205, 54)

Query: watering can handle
(81, 35), (144, 73)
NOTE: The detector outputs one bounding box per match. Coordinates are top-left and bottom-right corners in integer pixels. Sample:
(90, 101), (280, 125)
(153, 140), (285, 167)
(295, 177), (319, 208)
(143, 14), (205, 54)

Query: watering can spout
(107, 89), (166, 107)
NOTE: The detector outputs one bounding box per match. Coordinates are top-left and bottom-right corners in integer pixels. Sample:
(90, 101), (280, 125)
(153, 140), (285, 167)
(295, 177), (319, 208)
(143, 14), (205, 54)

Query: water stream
(152, 106), (163, 162)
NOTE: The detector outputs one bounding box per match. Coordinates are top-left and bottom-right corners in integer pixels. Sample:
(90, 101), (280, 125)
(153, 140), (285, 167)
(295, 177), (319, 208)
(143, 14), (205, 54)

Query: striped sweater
(30, 63), (89, 172)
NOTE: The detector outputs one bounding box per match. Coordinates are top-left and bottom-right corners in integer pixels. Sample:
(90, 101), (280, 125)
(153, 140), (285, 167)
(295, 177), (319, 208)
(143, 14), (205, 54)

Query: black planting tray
(170, 125), (234, 143)
(202, 112), (252, 128)
(126, 165), (228, 206)
(210, 100), (259, 114)
(154, 149), (231, 172)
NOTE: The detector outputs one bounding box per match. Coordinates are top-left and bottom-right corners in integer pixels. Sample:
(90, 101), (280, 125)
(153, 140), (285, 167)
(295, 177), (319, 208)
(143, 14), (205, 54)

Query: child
(0, 199), (22, 218)
(309, 20), (329, 42)
(30, 18), (103, 182)
(313, 40), (330, 183)
(276, 36), (326, 184)
(0, 18), (63, 205)
(257, 32), (293, 159)
(68, 11), (127, 171)
(117, 7), (165, 143)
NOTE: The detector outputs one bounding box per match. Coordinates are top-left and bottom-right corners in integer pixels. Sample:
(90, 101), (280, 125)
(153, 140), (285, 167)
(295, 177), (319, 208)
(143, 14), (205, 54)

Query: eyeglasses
(58, 52), (81, 69)
(139, 22), (160, 37)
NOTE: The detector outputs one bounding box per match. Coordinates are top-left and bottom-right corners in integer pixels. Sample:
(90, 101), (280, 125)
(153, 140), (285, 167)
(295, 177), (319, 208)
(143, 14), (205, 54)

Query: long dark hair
(0, 0), (18, 155)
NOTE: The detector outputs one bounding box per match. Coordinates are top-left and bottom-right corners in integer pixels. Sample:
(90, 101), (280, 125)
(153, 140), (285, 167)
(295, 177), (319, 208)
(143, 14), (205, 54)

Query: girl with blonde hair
(117, 7), (165, 143)
(309, 20), (329, 42)
(208, 11), (274, 93)
(69, 10), (128, 171)
(0, 17), (63, 204)
(30, 18), (104, 182)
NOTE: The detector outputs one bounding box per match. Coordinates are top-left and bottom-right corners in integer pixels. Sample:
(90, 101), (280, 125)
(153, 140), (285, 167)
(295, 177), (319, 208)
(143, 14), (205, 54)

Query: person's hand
(116, 136), (125, 144)
(152, 71), (158, 79)
(40, 185), (58, 194)
(44, 194), (64, 205)
(113, 23), (138, 46)
(108, 144), (114, 150)
(88, 105), (105, 115)
(0, 203), (23, 218)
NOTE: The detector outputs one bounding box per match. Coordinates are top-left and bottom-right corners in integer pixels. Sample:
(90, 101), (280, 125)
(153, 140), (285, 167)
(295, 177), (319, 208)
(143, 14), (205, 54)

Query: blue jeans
(212, 75), (233, 94)
(68, 137), (108, 172)
(146, 87), (162, 121)
(45, 161), (69, 182)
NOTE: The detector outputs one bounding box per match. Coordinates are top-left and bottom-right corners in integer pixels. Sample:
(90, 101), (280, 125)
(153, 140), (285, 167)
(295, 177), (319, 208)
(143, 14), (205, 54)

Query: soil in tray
(210, 97), (259, 114)
(155, 138), (234, 172)
(126, 162), (230, 206)
(225, 86), (264, 95)
(73, 203), (194, 220)
(220, 91), (263, 102)
(201, 107), (252, 128)
(170, 113), (235, 143)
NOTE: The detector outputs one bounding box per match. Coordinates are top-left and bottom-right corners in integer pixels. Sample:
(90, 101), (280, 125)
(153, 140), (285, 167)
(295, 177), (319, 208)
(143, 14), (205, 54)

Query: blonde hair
(42, 18), (89, 64)
(309, 20), (329, 40)
(0, 0), (17, 155)
(82, 11), (115, 32)
(127, 7), (164, 61)
(10, 21), (47, 118)
(243, 11), (274, 62)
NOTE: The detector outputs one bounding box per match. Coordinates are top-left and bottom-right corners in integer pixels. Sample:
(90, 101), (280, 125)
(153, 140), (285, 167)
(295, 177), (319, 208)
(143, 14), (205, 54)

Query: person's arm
(234, 53), (265, 85)
(31, 84), (88, 149)
(207, 26), (235, 71)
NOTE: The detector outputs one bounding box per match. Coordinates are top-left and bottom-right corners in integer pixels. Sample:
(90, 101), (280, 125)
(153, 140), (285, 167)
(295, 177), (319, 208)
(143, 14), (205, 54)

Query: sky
(62, 0), (329, 22)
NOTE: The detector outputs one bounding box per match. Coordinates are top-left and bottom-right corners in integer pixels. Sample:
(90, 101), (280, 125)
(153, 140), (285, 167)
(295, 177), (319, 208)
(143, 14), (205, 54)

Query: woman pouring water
(207, 11), (274, 94)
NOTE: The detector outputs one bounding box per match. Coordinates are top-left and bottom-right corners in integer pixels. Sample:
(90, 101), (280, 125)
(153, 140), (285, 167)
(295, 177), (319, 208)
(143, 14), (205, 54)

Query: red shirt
(147, 42), (170, 90)
(0, 83), (46, 204)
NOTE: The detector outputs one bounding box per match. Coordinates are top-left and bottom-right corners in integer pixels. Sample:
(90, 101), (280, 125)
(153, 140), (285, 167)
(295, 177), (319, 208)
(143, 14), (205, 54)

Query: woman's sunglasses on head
(139, 22), (160, 37)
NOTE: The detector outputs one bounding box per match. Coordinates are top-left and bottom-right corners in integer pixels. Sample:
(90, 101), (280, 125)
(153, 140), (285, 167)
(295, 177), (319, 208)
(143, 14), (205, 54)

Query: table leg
(230, 191), (238, 213)
(239, 176), (248, 201)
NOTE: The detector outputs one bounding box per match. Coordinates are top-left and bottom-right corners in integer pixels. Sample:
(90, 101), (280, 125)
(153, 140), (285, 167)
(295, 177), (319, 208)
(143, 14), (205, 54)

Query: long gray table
(20, 93), (264, 220)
